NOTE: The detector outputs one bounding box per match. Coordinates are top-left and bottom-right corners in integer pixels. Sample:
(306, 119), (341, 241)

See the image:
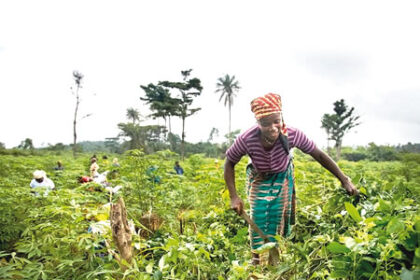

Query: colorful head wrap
(251, 93), (288, 136)
(251, 93), (283, 120)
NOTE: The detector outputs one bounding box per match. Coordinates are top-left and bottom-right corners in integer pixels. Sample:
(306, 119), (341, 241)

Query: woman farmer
(224, 93), (358, 265)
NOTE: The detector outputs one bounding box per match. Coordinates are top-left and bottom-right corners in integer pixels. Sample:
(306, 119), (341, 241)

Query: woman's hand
(309, 148), (359, 196)
(230, 195), (244, 215)
(342, 177), (359, 196)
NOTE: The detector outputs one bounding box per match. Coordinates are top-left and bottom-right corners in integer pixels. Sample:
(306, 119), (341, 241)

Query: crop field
(0, 150), (419, 279)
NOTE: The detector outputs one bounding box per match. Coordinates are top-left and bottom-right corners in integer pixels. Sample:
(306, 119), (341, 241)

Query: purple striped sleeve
(226, 134), (248, 163)
(289, 127), (316, 154)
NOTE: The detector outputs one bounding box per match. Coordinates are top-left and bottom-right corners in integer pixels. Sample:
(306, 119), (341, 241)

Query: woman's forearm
(224, 159), (245, 214)
(309, 147), (348, 183)
(224, 159), (238, 198)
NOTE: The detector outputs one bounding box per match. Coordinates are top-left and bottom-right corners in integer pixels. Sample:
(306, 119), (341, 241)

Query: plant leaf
(345, 202), (362, 222)
(327, 241), (351, 254)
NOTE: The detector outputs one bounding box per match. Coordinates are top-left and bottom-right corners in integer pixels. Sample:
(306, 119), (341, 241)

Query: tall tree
(118, 122), (166, 152)
(118, 123), (143, 150)
(321, 99), (361, 160)
(105, 137), (122, 153)
(208, 127), (219, 143)
(126, 108), (140, 124)
(18, 138), (34, 150)
(167, 132), (181, 154)
(159, 69), (203, 159)
(71, 70), (91, 157)
(215, 74), (240, 144)
(140, 84), (179, 134)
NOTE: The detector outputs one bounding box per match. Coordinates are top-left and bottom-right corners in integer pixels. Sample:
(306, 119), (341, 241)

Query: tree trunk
(181, 115), (185, 160)
(228, 100), (232, 145)
(336, 141), (342, 161)
(163, 117), (167, 139)
(110, 197), (132, 270)
(73, 93), (79, 158)
(326, 133), (331, 157)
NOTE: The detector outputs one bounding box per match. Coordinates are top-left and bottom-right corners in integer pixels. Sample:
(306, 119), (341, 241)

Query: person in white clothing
(90, 158), (99, 178)
(30, 170), (55, 196)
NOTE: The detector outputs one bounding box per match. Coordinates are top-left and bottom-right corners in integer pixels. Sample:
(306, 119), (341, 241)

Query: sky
(1, 0), (420, 149)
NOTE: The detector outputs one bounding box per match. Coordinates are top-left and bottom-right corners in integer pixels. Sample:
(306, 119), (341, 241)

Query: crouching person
(30, 170), (55, 196)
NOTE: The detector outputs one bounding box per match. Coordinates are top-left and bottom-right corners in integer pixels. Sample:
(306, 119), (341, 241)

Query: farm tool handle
(241, 211), (280, 266)
(240, 212), (270, 243)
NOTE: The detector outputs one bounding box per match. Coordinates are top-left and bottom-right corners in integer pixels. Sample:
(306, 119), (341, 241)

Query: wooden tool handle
(240, 212), (269, 242)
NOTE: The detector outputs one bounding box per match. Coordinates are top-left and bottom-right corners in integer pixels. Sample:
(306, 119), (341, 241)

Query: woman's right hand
(230, 196), (244, 215)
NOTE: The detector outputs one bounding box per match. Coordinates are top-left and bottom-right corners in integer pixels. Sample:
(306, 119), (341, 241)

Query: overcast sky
(1, 0), (419, 149)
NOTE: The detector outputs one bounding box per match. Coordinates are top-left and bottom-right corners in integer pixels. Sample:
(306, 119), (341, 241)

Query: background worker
(174, 161), (184, 175)
(90, 158), (99, 178)
(54, 160), (64, 170)
(30, 170), (55, 196)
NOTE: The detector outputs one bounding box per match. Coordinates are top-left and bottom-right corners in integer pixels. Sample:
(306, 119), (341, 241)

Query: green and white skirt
(246, 161), (296, 250)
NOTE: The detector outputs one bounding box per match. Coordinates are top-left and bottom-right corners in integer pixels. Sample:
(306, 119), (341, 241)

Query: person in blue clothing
(174, 161), (184, 175)
(54, 160), (64, 170)
(147, 166), (162, 183)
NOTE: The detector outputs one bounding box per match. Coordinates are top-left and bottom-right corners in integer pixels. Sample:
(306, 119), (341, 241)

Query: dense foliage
(0, 150), (419, 279)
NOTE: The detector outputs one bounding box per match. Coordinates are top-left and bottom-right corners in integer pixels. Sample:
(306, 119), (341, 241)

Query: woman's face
(258, 113), (282, 141)
(35, 177), (44, 183)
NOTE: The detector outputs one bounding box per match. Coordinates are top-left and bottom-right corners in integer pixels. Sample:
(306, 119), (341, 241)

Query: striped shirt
(226, 125), (316, 173)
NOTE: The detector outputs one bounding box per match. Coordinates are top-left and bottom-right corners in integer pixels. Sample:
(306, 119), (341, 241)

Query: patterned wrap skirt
(246, 160), (296, 250)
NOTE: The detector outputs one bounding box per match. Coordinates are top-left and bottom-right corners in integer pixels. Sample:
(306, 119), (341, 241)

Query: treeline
(0, 135), (230, 159)
(336, 142), (420, 162)
(1, 137), (420, 162)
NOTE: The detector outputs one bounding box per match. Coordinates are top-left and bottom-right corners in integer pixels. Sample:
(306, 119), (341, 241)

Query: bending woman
(224, 93), (358, 265)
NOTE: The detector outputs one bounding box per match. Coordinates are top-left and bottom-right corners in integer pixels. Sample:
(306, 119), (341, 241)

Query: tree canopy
(126, 108), (141, 124)
(321, 99), (360, 160)
(141, 69), (203, 159)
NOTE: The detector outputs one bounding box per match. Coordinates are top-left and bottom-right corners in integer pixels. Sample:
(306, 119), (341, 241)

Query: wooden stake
(110, 197), (132, 270)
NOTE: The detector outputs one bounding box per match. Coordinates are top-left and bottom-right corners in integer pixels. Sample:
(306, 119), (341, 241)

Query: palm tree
(215, 74), (240, 144)
(126, 108), (140, 124)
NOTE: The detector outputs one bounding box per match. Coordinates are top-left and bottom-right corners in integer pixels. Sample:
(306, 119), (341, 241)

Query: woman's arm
(224, 159), (244, 215)
(309, 147), (359, 196)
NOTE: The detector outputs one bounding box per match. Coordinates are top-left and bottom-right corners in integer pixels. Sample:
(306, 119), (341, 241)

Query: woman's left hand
(309, 148), (359, 196)
(342, 177), (359, 196)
